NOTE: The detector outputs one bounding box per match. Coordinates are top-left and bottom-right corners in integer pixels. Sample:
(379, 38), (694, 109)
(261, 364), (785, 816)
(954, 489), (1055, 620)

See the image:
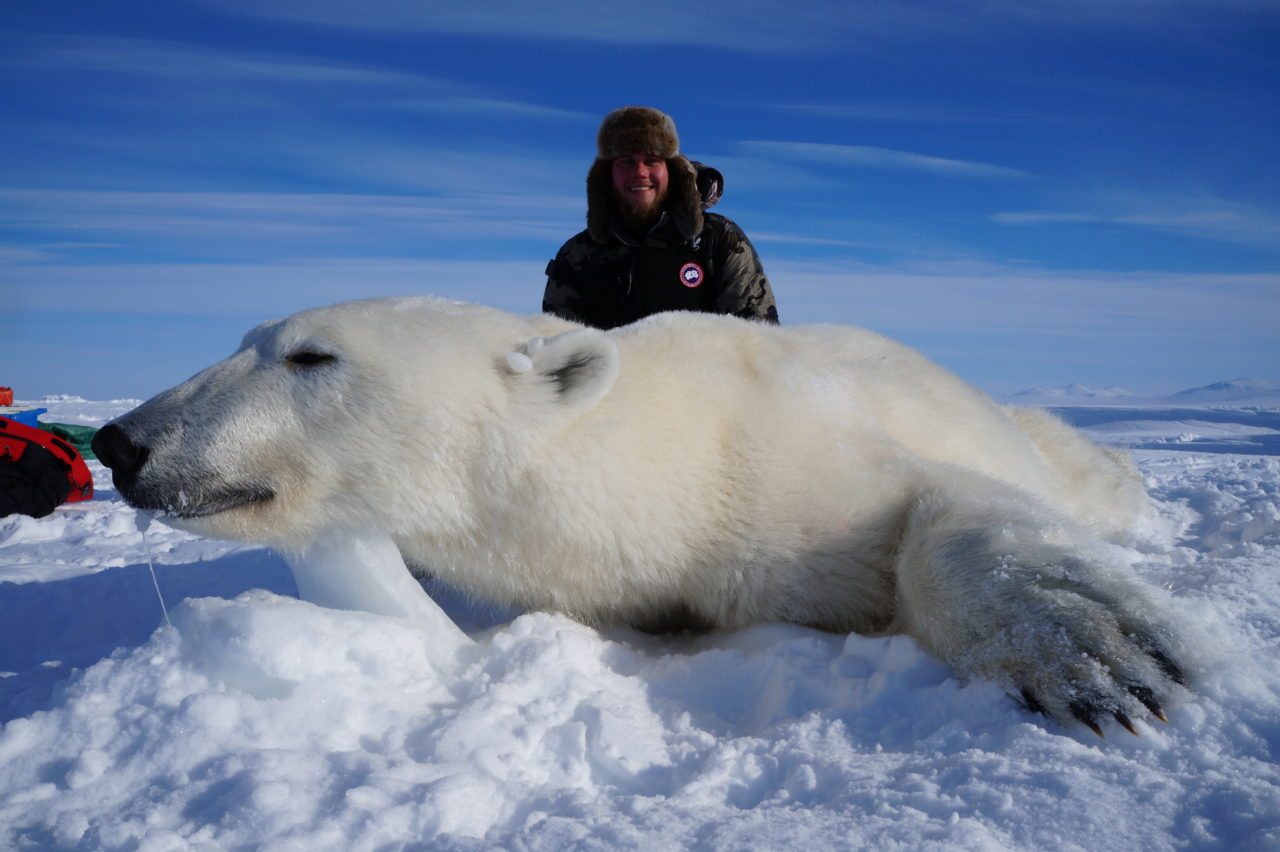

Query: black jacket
(543, 161), (779, 330)
(543, 212), (779, 330)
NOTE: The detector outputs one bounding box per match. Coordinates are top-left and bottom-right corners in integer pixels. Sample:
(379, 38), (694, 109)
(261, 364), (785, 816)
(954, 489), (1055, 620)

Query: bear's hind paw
(995, 607), (1187, 737)
(1014, 645), (1182, 737)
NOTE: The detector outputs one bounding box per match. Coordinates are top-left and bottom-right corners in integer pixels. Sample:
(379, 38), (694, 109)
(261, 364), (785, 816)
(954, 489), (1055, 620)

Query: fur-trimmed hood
(585, 106), (722, 244)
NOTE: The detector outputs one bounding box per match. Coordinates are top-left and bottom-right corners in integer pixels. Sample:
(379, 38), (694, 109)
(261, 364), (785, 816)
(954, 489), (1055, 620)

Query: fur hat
(586, 106), (703, 243)
(596, 106), (680, 160)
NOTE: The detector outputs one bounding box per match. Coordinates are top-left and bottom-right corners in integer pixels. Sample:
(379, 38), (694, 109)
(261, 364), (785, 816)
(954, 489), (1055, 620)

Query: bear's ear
(504, 328), (620, 411)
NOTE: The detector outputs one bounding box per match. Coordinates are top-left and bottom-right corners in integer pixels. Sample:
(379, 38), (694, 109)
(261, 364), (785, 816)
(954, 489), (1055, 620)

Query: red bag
(0, 415), (93, 508)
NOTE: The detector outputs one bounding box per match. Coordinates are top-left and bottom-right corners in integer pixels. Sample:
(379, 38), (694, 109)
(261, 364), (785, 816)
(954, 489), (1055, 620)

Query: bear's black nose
(92, 424), (149, 480)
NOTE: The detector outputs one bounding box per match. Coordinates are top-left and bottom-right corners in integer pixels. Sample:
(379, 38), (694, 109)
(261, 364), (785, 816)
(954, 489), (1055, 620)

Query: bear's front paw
(965, 582), (1186, 736)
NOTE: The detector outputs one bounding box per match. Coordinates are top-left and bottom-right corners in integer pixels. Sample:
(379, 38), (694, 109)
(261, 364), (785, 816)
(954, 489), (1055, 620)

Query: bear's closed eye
(285, 350), (337, 368)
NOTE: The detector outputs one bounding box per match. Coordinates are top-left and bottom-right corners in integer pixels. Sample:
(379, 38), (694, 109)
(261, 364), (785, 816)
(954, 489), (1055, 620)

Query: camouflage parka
(542, 163), (779, 330)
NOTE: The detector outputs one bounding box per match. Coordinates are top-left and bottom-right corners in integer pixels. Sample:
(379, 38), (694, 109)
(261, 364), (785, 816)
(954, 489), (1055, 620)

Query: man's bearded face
(611, 153), (669, 230)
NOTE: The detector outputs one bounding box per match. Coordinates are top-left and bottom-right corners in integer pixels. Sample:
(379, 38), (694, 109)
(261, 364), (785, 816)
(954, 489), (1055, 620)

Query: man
(543, 106), (779, 329)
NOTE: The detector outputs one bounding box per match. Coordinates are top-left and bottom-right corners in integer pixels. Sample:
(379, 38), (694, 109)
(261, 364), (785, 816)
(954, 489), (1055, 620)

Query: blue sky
(3, 0), (1278, 399)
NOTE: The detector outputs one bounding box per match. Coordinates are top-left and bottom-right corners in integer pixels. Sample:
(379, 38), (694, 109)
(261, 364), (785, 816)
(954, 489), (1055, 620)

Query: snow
(1050, 409), (1280, 457)
(1078, 418), (1279, 449)
(2, 399), (1279, 849)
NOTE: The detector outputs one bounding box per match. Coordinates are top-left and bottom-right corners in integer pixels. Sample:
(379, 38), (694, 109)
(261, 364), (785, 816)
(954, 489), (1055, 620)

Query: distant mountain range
(1169, 378), (1280, 403)
(1005, 378), (1280, 407)
(1007, 383), (1137, 402)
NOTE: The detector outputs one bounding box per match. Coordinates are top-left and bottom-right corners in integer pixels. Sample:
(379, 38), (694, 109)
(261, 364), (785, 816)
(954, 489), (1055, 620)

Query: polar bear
(93, 297), (1185, 735)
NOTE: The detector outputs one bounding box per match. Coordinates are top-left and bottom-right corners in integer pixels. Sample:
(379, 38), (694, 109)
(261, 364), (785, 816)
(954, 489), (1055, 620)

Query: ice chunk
(284, 529), (471, 650)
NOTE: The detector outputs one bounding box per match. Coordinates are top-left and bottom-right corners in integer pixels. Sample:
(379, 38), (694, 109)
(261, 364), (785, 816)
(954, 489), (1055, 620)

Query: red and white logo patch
(679, 262), (705, 288)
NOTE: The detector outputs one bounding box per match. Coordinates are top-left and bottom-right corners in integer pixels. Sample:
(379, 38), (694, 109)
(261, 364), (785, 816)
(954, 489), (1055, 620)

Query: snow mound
(1143, 454), (1280, 557)
(0, 594), (1099, 848)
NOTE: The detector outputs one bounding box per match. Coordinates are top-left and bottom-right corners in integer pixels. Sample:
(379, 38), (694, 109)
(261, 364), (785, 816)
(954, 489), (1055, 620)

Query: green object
(40, 422), (100, 460)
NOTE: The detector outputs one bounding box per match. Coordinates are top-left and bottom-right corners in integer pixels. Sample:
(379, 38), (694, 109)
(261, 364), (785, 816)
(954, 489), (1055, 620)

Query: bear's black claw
(1070, 701), (1105, 738)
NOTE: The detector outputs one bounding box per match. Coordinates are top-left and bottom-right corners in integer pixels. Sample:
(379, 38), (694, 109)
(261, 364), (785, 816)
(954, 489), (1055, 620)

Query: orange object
(0, 387), (12, 406)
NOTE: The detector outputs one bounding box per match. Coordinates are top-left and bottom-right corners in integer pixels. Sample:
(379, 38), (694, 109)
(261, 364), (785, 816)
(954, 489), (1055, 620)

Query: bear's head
(93, 297), (619, 550)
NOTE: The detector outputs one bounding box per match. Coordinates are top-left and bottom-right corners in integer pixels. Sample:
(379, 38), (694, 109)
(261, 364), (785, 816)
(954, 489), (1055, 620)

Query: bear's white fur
(99, 297), (1185, 732)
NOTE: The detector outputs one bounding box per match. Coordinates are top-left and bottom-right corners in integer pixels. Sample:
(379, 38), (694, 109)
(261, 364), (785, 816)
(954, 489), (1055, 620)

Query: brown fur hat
(596, 106), (680, 159)
(586, 106), (703, 243)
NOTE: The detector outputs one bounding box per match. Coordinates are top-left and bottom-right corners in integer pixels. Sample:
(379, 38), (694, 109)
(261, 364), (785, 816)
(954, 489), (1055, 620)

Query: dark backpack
(0, 416), (94, 518)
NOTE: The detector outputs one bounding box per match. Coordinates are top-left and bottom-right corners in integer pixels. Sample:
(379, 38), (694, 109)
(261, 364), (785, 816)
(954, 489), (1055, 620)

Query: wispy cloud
(186, 0), (879, 53)
(0, 35), (585, 121)
(187, 0), (1274, 54)
(757, 100), (1068, 125)
(0, 247), (55, 264)
(771, 257), (1279, 334)
(992, 199), (1280, 248)
(0, 35), (423, 86)
(386, 97), (589, 120)
(739, 141), (1032, 180)
(750, 233), (880, 249)
(0, 189), (583, 255)
(266, 140), (585, 197)
(5, 258), (550, 317)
